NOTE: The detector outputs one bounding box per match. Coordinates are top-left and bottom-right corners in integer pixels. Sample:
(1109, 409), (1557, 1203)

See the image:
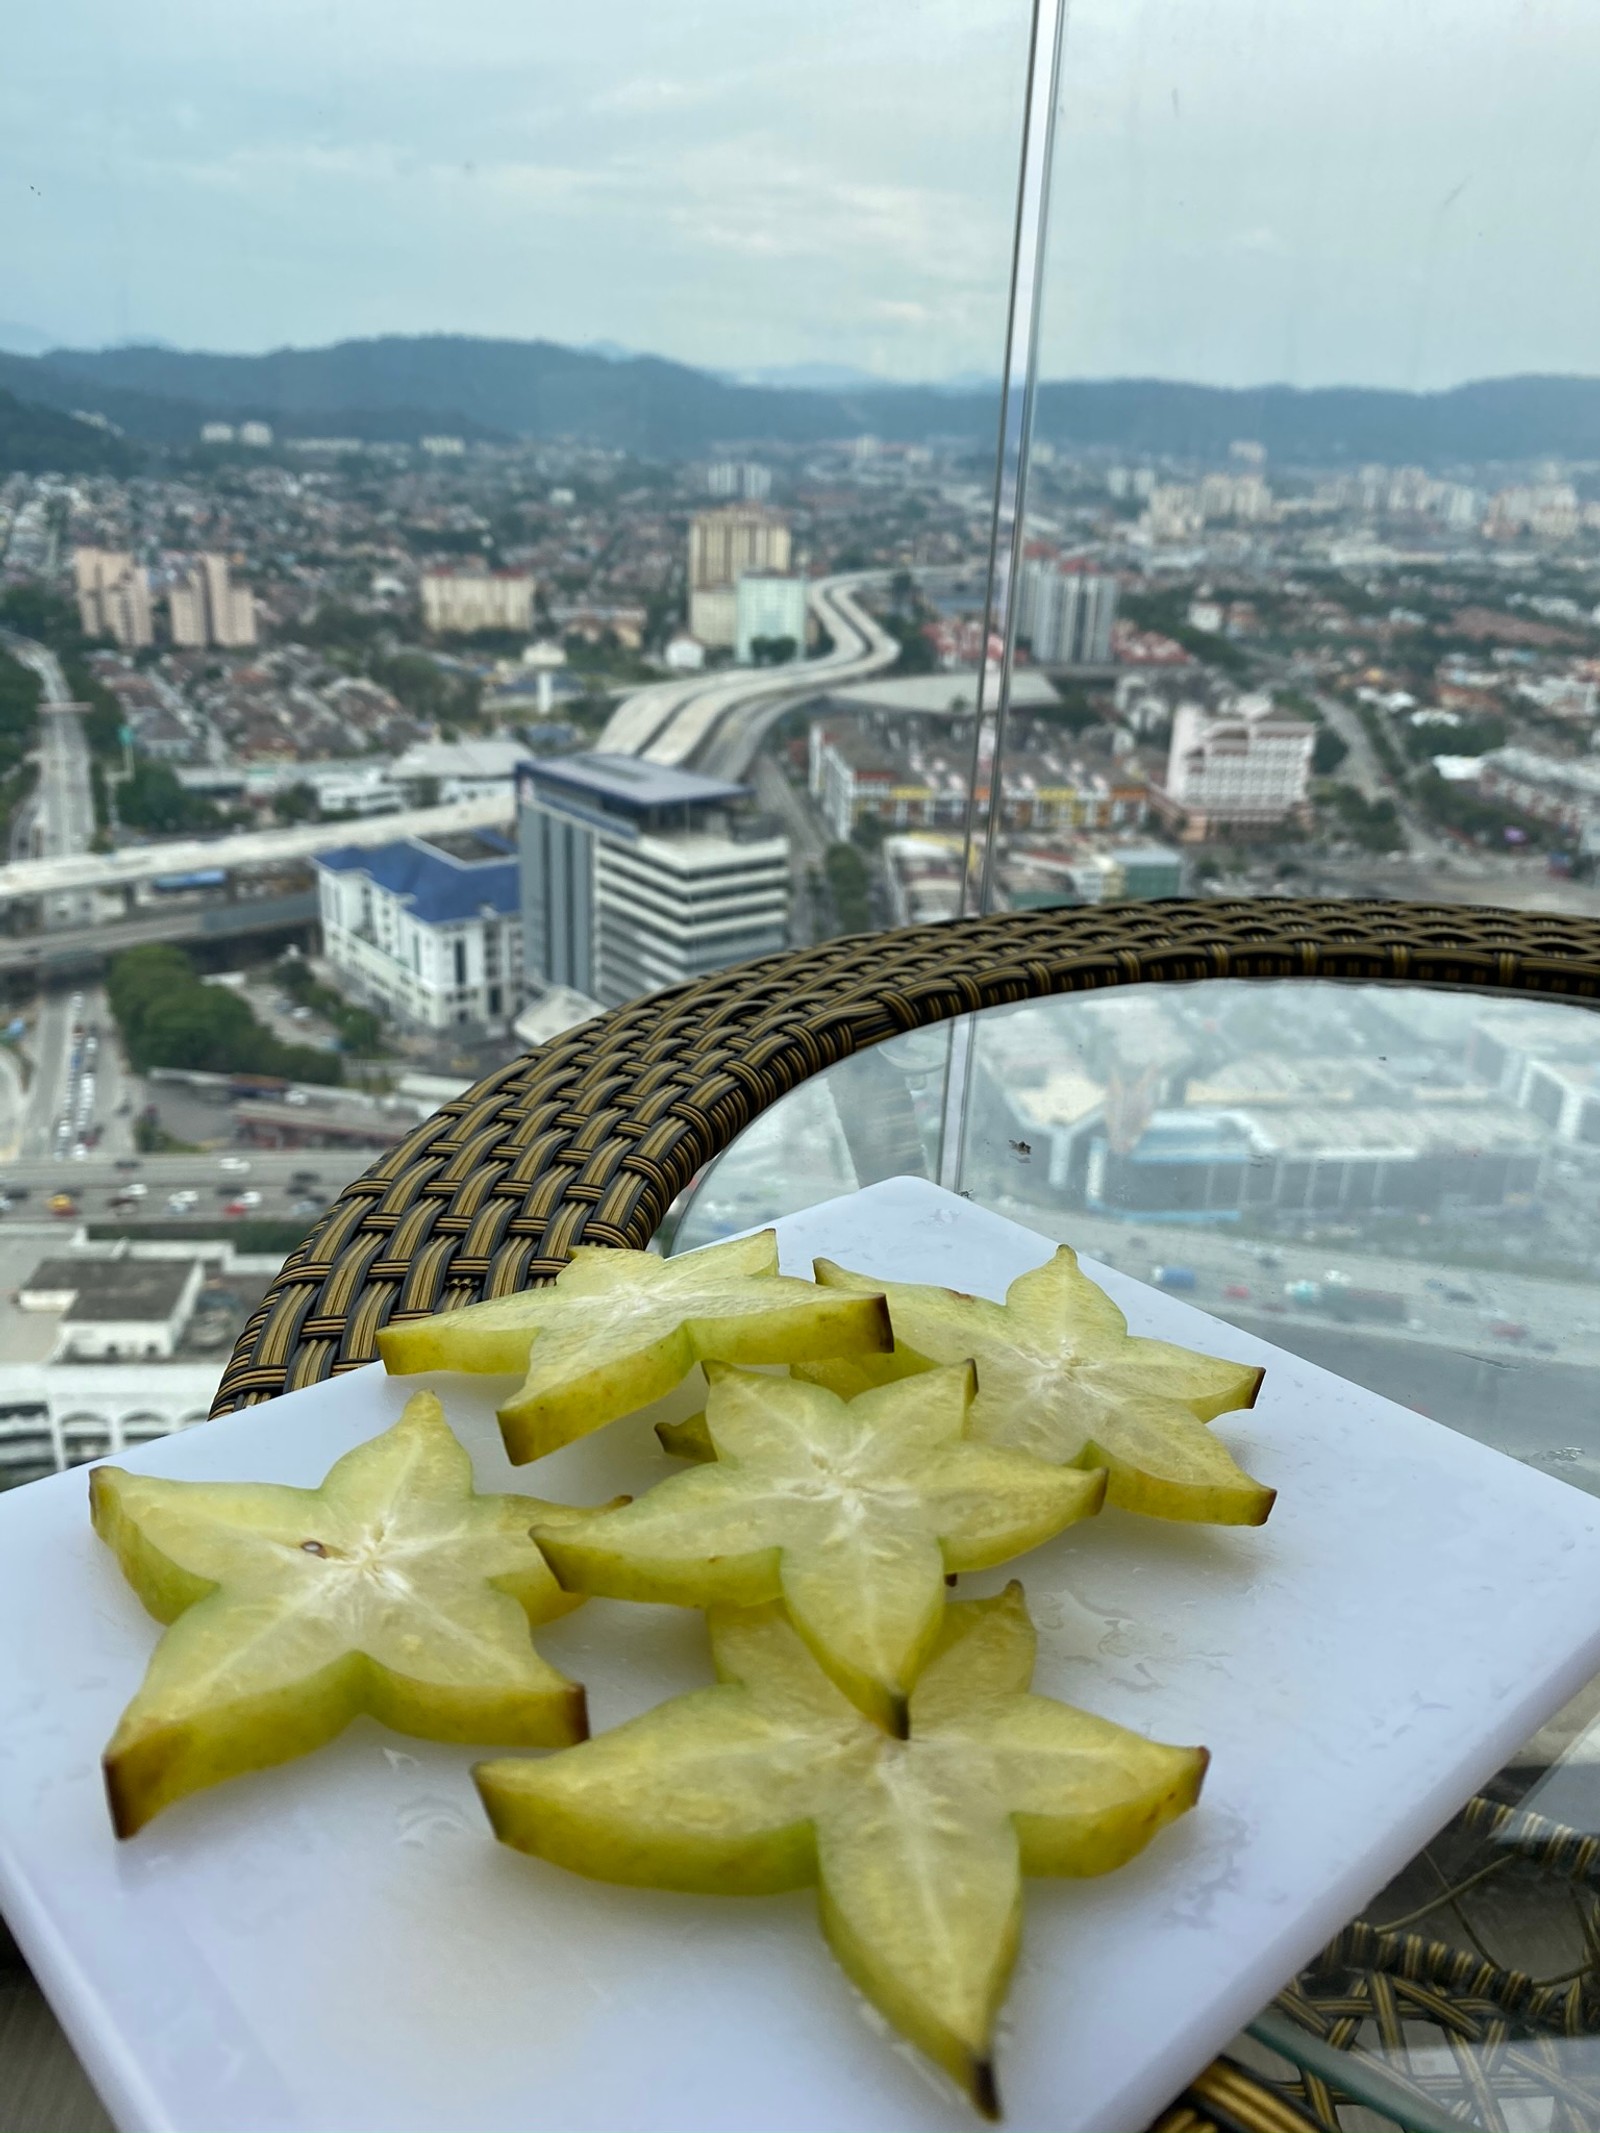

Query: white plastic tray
(3, 1176), (1600, 2133)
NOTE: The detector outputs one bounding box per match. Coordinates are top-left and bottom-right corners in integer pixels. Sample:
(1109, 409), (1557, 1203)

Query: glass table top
(666, 978), (1600, 2133)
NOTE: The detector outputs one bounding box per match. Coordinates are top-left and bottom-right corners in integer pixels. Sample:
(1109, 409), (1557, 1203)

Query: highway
(0, 1146), (370, 1224)
(0, 889), (318, 977)
(9, 640), (97, 927)
(0, 793), (513, 907)
(601, 573), (899, 775)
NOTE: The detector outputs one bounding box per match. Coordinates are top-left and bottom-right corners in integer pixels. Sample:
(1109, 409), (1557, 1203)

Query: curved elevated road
(600, 572), (899, 777)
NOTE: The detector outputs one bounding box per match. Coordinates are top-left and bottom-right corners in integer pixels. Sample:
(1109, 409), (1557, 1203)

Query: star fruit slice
(806, 1247), (1272, 1525)
(477, 1583), (1206, 2117)
(377, 1230), (892, 1465)
(92, 1390), (590, 1837)
(535, 1361), (1103, 1732)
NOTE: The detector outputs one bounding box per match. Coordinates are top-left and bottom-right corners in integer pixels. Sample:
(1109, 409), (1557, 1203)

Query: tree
(116, 763), (225, 836)
(273, 783), (321, 825)
(108, 944), (343, 1083)
(1311, 727), (1349, 776)
(749, 634), (797, 667)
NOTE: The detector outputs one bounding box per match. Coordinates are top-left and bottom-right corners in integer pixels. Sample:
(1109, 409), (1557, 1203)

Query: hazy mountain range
(6, 333), (1600, 470)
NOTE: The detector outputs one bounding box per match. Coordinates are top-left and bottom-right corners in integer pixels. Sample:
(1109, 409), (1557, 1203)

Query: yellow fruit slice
(477, 1583), (1205, 2116)
(807, 1248), (1272, 1525)
(536, 1362), (1103, 1733)
(93, 1391), (589, 1837)
(377, 1230), (892, 1465)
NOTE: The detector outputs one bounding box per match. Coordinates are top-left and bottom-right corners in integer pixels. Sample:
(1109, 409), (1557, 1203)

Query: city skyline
(5, 0), (1599, 391)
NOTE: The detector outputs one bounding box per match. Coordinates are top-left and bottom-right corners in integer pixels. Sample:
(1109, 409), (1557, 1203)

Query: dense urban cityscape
(1, 360), (1599, 1492)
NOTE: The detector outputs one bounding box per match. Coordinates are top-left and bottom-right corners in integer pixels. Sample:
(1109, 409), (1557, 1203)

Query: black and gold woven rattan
(216, 896), (1600, 2133)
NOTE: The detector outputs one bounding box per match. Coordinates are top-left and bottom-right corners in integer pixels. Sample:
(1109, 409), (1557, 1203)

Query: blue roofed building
(314, 829), (522, 1031)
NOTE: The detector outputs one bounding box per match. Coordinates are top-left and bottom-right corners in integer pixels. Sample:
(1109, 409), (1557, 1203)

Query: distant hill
(0, 388), (140, 476)
(6, 335), (1600, 467)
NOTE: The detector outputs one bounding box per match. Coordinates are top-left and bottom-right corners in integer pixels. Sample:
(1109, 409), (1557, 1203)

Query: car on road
(1489, 1321), (1529, 1342)
(113, 1157), (139, 1171)
(290, 1170), (322, 1187)
(111, 1180), (148, 1200)
(1222, 1282), (1252, 1301)
(47, 1192), (78, 1217)
(223, 1192), (263, 1215)
(0, 1194), (11, 1214)
(285, 1089), (310, 1106)
(218, 1156), (251, 1174)
(167, 1190), (199, 1213)
(290, 1197), (320, 1216)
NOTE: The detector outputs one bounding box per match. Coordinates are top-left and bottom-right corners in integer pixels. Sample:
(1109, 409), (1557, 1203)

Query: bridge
(0, 794), (513, 908)
(0, 890), (319, 978)
(600, 572), (901, 775)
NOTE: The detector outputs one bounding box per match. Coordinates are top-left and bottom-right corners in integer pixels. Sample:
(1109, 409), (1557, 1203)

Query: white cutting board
(3, 1176), (1600, 2133)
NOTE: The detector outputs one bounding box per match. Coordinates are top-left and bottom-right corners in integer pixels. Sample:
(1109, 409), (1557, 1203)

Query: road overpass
(0, 793), (513, 908)
(0, 890), (318, 978)
(600, 572), (900, 775)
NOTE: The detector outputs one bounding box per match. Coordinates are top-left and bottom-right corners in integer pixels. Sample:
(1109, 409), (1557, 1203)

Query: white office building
(518, 754), (790, 1010)
(316, 829), (523, 1029)
(1154, 698), (1314, 839)
(735, 572), (809, 664)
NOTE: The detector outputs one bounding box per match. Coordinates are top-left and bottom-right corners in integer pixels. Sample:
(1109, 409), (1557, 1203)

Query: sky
(3, 0), (1598, 389)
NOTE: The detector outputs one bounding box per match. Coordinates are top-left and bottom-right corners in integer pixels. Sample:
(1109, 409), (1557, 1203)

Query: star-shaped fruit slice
(377, 1230), (892, 1465)
(477, 1583), (1206, 2117)
(92, 1391), (590, 1837)
(535, 1361), (1104, 1732)
(806, 1247), (1272, 1525)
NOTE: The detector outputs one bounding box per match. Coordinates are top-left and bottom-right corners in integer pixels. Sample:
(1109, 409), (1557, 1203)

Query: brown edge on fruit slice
(970, 2057), (1001, 2122)
(1238, 1363), (1266, 1411)
(563, 1679), (592, 1745)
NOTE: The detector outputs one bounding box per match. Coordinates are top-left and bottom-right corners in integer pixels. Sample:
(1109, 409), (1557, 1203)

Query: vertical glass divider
(937, 0), (1069, 1191)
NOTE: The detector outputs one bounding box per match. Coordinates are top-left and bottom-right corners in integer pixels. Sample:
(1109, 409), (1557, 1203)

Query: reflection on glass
(671, 979), (1600, 1492)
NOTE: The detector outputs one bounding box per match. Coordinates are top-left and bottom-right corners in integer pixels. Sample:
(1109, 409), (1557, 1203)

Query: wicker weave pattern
(215, 898), (1600, 1414)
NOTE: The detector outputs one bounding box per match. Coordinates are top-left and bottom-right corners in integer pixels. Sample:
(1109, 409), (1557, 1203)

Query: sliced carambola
(93, 1391), (589, 1837)
(377, 1230), (892, 1464)
(477, 1584), (1206, 2117)
(807, 1247), (1272, 1525)
(535, 1361), (1104, 1733)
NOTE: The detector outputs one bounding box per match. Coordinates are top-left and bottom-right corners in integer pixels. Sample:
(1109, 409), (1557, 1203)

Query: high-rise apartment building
(420, 569), (536, 635)
(707, 461), (773, 501)
(734, 572), (809, 664)
(167, 554), (257, 649)
(687, 506), (791, 647)
(72, 549), (153, 649)
(518, 754), (789, 1009)
(1018, 560), (1118, 665)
